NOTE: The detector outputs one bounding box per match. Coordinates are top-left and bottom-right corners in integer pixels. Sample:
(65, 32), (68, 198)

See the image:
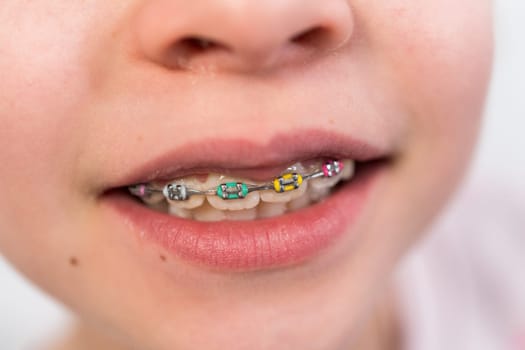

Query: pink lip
(101, 129), (389, 271)
(110, 129), (388, 186)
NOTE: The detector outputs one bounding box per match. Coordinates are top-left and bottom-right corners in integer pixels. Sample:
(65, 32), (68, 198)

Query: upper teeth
(129, 159), (355, 220)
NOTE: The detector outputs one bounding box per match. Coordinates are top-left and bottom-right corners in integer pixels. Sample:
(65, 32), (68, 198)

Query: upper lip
(108, 128), (390, 189)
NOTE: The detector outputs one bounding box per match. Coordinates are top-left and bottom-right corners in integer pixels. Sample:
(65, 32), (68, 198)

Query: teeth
(168, 206), (192, 219)
(208, 191), (260, 210)
(192, 202), (227, 222)
(260, 175), (308, 203)
(309, 174), (341, 191)
(306, 160), (355, 203)
(307, 185), (331, 202)
(260, 189), (291, 203)
(308, 175), (340, 203)
(142, 192), (165, 205)
(257, 202), (287, 218)
(307, 177), (335, 203)
(136, 159), (356, 221)
(287, 192), (312, 211)
(259, 185), (306, 203)
(224, 208), (257, 221)
(341, 160), (355, 180)
(169, 195), (205, 209)
(206, 174), (261, 210)
(164, 175), (207, 209)
(308, 159), (351, 193)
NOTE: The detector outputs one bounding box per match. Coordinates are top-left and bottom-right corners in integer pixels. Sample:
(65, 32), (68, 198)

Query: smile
(128, 159), (353, 221)
(102, 130), (390, 272)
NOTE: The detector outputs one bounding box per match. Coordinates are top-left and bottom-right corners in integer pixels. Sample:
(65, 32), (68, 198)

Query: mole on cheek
(69, 257), (79, 267)
(160, 255), (167, 262)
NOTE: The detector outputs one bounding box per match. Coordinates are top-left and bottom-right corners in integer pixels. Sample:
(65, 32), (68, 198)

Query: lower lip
(104, 163), (384, 272)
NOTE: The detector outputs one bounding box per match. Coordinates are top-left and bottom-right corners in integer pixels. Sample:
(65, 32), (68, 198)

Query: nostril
(180, 36), (220, 51)
(135, 1), (353, 72)
(290, 26), (331, 48)
(164, 36), (231, 69)
(174, 36), (230, 56)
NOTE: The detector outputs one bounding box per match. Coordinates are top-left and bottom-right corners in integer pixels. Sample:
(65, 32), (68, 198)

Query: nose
(133, 0), (354, 73)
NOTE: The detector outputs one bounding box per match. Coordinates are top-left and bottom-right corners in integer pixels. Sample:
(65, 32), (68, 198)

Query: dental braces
(129, 159), (344, 202)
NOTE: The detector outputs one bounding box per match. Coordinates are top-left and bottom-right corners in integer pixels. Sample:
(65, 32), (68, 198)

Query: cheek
(351, 1), (493, 258)
(384, 2), (493, 136)
(360, 1), (493, 168)
(0, 2), (117, 195)
(0, 3), (98, 263)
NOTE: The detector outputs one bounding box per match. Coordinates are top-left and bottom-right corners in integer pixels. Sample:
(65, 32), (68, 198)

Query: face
(0, 1), (492, 349)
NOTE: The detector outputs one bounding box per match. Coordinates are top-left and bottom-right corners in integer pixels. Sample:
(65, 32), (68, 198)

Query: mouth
(128, 158), (353, 220)
(102, 130), (391, 272)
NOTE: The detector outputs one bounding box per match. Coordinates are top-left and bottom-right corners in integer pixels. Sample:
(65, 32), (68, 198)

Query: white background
(1, 1), (524, 349)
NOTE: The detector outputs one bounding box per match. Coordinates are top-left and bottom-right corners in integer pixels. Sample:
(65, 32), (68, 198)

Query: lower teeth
(130, 159), (355, 221)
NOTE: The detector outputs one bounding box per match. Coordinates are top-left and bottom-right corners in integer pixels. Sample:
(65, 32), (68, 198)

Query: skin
(0, 1), (492, 349)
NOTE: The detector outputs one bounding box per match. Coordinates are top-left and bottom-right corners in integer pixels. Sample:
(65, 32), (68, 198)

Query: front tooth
(341, 160), (355, 180)
(224, 208), (257, 221)
(260, 176), (308, 203)
(208, 190), (260, 210)
(192, 203), (227, 222)
(207, 174), (261, 210)
(257, 202), (287, 218)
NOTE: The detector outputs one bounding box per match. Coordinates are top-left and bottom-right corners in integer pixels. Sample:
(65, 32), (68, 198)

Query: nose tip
(133, 1), (354, 73)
